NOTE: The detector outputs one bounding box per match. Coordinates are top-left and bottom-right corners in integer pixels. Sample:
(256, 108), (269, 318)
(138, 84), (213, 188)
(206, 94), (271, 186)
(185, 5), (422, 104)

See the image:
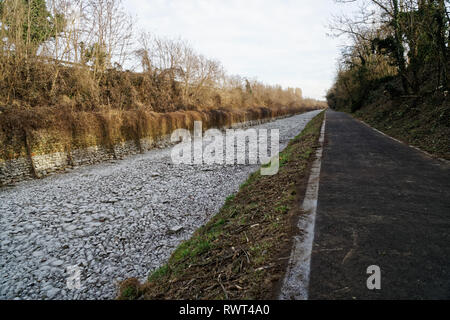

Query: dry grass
(0, 43), (325, 161)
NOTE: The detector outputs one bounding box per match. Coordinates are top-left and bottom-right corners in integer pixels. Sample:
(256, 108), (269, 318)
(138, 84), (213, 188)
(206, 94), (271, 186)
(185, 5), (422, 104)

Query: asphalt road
(308, 110), (450, 299)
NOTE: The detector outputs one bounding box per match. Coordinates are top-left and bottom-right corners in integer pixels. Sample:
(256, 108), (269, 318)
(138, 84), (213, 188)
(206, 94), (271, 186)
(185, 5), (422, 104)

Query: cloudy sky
(124, 0), (354, 100)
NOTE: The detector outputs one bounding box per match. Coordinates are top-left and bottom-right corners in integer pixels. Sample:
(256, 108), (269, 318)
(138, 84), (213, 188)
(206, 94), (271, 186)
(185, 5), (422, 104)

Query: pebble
(46, 288), (60, 299)
(169, 226), (184, 233)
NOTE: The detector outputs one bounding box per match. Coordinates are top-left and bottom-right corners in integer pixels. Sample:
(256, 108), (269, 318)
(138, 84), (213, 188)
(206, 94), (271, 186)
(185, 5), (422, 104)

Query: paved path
(308, 110), (450, 299)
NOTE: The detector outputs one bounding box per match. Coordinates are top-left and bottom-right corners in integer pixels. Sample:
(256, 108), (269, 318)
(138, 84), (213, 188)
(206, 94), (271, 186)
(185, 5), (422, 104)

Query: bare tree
(83, 0), (134, 76)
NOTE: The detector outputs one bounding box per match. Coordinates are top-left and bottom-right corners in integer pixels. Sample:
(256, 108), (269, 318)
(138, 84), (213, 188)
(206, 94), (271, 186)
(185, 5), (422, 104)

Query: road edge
(278, 112), (326, 300)
(355, 117), (450, 165)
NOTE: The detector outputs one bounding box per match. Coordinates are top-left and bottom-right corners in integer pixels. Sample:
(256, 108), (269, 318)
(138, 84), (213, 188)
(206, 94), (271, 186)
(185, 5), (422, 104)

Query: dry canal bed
(0, 110), (321, 300)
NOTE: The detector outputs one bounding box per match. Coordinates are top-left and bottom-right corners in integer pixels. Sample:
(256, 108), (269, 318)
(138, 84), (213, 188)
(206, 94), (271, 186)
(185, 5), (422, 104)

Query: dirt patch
(117, 112), (325, 300)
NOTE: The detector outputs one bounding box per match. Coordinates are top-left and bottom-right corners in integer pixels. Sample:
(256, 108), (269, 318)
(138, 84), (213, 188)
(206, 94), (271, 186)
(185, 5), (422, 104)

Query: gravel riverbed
(0, 110), (321, 300)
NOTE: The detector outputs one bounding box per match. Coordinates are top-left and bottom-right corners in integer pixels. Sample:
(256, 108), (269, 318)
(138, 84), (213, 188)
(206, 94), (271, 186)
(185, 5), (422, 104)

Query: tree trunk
(392, 0), (410, 94)
(437, 0), (448, 89)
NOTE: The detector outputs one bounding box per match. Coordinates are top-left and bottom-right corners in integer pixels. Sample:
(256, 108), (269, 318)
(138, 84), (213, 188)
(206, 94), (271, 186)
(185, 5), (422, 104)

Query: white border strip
(279, 113), (326, 300)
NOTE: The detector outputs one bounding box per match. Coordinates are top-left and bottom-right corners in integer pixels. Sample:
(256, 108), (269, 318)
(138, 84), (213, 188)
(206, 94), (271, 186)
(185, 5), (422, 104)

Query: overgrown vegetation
(0, 0), (325, 161)
(0, 0), (320, 112)
(327, 0), (449, 159)
(117, 112), (325, 300)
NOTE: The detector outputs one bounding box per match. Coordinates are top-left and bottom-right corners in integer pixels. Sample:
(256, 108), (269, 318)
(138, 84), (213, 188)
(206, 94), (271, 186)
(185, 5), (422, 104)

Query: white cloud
(124, 0), (350, 100)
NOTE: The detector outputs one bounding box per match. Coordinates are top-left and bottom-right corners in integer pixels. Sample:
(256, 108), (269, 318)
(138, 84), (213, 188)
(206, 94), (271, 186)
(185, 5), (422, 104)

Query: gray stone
(168, 226), (184, 233)
(46, 287), (60, 299)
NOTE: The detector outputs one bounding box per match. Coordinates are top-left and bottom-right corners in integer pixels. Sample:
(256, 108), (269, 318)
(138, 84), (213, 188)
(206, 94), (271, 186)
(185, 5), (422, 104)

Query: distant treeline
(0, 0), (319, 113)
(327, 0), (449, 111)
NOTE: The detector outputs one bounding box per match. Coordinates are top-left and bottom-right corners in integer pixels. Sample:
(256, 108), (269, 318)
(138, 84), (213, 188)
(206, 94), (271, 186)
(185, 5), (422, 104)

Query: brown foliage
(0, 0), (326, 160)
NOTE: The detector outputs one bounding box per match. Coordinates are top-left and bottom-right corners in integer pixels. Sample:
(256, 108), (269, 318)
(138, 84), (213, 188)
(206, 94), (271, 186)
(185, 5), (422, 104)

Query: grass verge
(117, 111), (325, 300)
(352, 91), (449, 160)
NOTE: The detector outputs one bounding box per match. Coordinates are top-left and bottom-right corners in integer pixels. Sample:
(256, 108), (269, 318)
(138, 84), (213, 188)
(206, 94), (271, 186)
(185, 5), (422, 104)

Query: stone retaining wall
(0, 117), (282, 187)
